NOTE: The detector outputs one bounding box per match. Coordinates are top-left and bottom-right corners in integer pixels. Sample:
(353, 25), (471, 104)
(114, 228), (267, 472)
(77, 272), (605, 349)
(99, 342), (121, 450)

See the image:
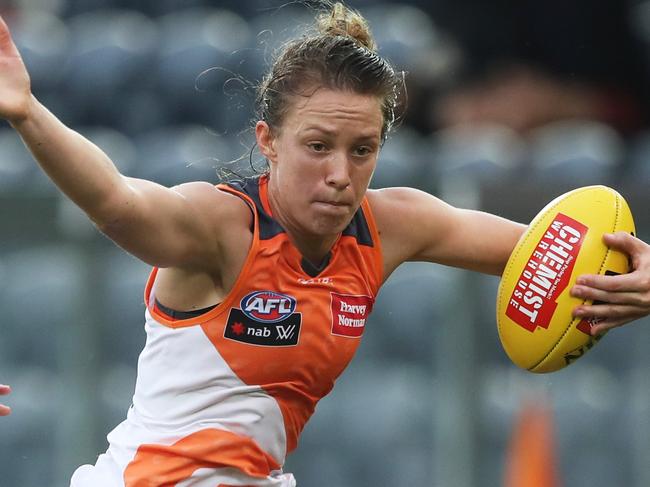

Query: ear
(255, 121), (278, 163)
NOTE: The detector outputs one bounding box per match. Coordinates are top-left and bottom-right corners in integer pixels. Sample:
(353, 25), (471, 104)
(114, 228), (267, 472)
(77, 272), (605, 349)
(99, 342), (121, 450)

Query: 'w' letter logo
(276, 325), (296, 340)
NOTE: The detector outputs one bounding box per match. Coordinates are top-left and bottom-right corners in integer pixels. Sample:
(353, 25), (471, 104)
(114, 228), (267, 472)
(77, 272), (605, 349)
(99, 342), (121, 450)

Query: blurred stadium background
(1, 0), (650, 485)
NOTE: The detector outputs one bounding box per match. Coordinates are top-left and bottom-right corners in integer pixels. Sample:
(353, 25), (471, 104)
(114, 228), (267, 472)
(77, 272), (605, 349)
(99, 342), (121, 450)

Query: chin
(308, 213), (352, 237)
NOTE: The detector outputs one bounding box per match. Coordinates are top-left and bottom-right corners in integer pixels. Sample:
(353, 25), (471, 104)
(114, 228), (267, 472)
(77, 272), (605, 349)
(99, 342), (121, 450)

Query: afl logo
(241, 291), (297, 323)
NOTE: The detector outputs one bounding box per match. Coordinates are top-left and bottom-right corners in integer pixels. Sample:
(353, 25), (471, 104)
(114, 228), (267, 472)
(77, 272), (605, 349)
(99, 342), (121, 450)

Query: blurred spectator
(412, 0), (649, 135)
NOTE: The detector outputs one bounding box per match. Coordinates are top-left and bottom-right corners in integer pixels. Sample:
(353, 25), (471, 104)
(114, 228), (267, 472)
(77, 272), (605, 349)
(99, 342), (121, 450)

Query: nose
(325, 152), (351, 189)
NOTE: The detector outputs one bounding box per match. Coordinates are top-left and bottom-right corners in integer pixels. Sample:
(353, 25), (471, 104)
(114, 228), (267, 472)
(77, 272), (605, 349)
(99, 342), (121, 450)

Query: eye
(308, 142), (327, 152)
(353, 146), (373, 157)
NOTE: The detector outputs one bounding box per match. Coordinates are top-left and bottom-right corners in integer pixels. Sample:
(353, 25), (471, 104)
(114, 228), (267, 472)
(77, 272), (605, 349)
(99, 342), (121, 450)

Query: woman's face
(257, 88), (383, 239)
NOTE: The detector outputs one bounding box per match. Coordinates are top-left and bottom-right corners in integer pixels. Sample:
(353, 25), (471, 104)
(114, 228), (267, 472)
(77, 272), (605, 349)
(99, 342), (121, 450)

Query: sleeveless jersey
(70, 175), (383, 486)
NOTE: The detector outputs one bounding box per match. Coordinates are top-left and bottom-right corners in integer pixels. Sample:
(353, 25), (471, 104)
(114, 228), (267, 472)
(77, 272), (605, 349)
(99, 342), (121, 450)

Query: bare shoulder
(366, 187), (457, 276)
(140, 180), (253, 272)
(172, 181), (248, 214)
(172, 180), (253, 232)
(152, 181), (255, 309)
(367, 186), (449, 217)
(367, 186), (455, 234)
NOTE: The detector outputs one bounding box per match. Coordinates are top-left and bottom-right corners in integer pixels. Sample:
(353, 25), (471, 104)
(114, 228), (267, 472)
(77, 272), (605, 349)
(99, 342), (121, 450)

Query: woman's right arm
(0, 16), (239, 270)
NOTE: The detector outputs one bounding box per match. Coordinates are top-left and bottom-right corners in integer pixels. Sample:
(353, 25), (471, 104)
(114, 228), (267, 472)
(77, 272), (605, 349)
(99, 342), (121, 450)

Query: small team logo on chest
(330, 293), (374, 338)
(224, 291), (301, 346)
(241, 291), (297, 323)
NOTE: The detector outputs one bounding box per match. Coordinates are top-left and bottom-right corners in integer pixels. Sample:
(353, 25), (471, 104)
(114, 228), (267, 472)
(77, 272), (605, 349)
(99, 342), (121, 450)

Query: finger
(571, 284), (649, 307)
(590, 317), (633, 336)
(0, 384), (10, 395)
(573, 302), (645, 323)
(575, 271), (645, 293)
(0, 404), (10, 416)
(602, 231), (647, 257)
(577, 233), (650, 291)
(574, 312), (639, 336)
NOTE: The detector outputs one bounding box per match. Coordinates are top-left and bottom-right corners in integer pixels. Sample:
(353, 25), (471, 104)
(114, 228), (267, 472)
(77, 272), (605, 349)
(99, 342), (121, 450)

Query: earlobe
(255, 121), (277, 162)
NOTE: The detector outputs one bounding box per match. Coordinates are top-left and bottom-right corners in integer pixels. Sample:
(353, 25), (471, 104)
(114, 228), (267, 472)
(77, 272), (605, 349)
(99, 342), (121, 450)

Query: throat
(300, 252), (332, 277)
(286, 230), (339, 275)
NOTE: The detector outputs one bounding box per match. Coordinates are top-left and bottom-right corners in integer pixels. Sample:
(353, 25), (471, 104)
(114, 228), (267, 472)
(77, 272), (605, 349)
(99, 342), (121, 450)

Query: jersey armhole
(142, 184), (261, 328)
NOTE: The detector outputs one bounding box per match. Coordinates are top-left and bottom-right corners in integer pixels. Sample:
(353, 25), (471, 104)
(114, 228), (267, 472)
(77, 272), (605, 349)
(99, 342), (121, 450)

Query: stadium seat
(97, 246), (150, 365)
(553, 364), (633, 486)
(0, 245), (86, 369)
(62, 10), (159, 127)
(291, 361), (433, 487)
(155, 8), (255, 132)
(0, 128), (39, 193)
(363, 3), (440, 71)
(60, 0), (115, 17)
(470, 272), (509, 365)
(623, 128), (650, 185)
(248, 5), (313, 54)
(8, 11), (69, 94)
(371, 128), (431, 190)
(362, 261), (459, 365)
(527, 120), (624, 186)
(97, 363), (138, 433)
(429, 123), (525, 182)
(0, 366), (60, 486)
(133, 124), (241, 186)
(428, 123), (526, 207)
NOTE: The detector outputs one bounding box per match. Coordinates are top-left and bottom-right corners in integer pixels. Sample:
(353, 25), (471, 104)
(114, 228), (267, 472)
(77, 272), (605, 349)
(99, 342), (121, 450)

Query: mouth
(317, 200), (348, 206)
(312, 200), (351, 213)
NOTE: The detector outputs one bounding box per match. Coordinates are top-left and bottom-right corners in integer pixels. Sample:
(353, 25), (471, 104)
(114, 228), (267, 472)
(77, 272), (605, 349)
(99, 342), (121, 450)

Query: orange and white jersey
(70, 175), (383, 486)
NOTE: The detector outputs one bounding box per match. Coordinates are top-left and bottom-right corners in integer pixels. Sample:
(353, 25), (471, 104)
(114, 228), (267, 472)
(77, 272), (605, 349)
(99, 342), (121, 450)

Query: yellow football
(497, 185), (635, 373)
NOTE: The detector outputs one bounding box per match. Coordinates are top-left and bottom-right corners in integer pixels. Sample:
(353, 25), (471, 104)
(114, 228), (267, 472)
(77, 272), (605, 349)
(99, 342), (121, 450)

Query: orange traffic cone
(504, 395), (561, 487)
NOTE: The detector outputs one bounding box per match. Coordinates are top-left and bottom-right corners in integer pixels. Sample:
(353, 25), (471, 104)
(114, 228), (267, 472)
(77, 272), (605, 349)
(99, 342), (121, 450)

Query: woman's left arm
(368, 187), (526, 277)
(370, 188), (650, 334)
(571, 232), (650, 335)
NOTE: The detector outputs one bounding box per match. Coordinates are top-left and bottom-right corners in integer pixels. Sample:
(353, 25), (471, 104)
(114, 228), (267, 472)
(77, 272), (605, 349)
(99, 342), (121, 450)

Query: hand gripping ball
(497, 186), (635, 373)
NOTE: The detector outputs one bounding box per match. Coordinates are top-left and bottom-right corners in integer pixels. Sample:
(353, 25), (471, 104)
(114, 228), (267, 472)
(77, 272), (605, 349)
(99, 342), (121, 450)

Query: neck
(291, 233), (338, 266)
(266, 178), (339, 265)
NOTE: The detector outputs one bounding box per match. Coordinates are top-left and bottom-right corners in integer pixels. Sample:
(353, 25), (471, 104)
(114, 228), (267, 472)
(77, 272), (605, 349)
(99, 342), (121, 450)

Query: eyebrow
(301, 126), (380, 141)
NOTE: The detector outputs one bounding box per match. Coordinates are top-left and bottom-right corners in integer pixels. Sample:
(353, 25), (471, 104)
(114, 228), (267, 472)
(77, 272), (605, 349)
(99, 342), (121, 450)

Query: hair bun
(316, 2), (377, 52)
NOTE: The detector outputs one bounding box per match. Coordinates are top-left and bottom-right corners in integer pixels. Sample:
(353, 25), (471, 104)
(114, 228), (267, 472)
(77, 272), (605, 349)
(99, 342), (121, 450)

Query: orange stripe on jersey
(123, 428), (280, 487)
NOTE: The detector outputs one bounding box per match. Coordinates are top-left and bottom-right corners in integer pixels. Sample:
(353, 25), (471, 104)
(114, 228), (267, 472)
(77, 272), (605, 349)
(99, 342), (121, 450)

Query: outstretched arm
(0, 16), (237, 270)
(369, 186), (526, 278)
(371, 187), (650, 333)
(0, 385), (11, 416)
